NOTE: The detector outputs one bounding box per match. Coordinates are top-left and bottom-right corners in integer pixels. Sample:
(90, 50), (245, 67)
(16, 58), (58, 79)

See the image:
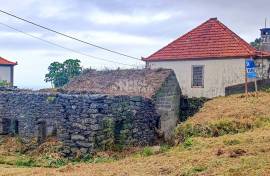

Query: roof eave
(143, 55), (256, 62)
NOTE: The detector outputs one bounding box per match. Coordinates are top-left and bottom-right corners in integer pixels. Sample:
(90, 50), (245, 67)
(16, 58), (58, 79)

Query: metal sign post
(245, 64), (248, 95)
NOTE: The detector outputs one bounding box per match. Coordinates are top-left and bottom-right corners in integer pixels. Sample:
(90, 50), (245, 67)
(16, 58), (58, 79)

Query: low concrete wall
(225, 79), (270, 95)
(0, 90), (160, 157)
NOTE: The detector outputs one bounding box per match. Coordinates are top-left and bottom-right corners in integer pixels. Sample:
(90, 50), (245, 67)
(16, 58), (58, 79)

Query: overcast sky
(0, 0), (269, 88)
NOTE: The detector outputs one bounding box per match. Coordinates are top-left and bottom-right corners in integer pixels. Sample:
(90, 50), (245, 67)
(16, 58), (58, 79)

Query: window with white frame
(192, 65), (204, 87)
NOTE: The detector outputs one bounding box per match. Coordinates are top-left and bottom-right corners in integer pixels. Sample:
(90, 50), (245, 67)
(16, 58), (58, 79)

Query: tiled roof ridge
(145, 18), (214, 60)
(215, 19), (256, 55)
(143, 18), (263, 61)
(0, 57), (17, 65)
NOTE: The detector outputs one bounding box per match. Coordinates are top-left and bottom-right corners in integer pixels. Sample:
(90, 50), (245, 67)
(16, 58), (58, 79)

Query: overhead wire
(0, 22), (138, 67)
(0, 9), (142, 61)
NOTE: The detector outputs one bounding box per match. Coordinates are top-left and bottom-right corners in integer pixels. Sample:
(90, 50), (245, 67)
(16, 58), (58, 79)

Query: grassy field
(1, 92), (270, 175)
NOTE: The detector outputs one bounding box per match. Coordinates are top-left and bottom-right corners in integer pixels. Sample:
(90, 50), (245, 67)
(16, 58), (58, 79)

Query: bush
(183, 138), (193, 149)
(15, 158), (37, 167)
(0, 80), (11, 87)
(140, 147), (154, 157)
(180, 97), (209, 121)
(175, 117), (270, 143)
(223, 139), (241, 146)
(48, 158), (67, 168)
(160, 144), (171, 153)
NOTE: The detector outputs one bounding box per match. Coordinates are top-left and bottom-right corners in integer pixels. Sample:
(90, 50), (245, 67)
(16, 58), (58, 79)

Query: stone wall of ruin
(0, 90), (160, 157)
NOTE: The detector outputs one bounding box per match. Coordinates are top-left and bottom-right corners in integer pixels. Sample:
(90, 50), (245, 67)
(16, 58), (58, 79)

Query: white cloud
(0, 31), (42, 39)
(45, 30), (167, 47)
(0, 0), (265, 89)
(36, 0), (78, 20)
(86, 9), (173, 25)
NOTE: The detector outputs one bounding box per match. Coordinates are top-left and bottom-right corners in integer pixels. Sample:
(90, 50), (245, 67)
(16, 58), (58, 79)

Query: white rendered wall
(147, 58), (246, 98)
(0, 66), (11, 82)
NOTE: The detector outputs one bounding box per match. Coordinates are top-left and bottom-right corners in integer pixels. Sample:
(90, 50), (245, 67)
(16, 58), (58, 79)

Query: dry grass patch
(1, 92), (270, 175)
(0, 136), (66, 168)
(1, 127), (270, 175)
(175, 92), (270, 142)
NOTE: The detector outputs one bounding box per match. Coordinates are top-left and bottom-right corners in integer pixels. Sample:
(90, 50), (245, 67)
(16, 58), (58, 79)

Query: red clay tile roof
(144, 18), (260, 61)
(0, 57), (17, 65)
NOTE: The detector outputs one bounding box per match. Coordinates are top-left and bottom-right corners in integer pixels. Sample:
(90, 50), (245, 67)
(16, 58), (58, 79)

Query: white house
(143, 18), (270, 98)
(0, 57), (17, 86)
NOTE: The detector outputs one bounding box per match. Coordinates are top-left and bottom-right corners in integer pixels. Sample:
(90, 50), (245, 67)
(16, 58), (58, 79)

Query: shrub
(0, 80), (11, 87)
(181, 165), (207, 175)
(160, 144), (171, 153)
(183, 138), (193, 149)
(192, 165), (207, 173)
(223, 139), (241, 146)
(175, 117), (270, 143)
(46, 96), (56, 103)
(140, 147), (154, 157)
(92, 157), (115, 163)
(48, 158), (67, 168)
(15, 158), (37, 167)
(180, 97), (209, 121)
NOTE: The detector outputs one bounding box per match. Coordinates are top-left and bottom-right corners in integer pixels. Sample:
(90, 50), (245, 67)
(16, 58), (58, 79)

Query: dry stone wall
(152, 72), (181, 140)
(0, 90), (160, 157)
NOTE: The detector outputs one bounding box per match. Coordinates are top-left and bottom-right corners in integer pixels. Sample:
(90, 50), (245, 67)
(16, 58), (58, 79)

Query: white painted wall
(0, 66), (11, 82)
(147, 58), (246, 98)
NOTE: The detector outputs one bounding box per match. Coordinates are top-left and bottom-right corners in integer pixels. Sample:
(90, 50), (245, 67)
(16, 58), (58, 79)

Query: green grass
(175, 118), (269, 142)
(140, 147), (154, 157)
(223, 139), (241, 146)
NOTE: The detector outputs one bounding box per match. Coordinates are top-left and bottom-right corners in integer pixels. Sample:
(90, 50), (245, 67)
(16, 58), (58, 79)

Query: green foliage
(160, 144), (171, 153)
(175, 117), (270, 142)
(81, 154), (93, 162)
(181, 165), (207, 176)
(223, 139), (241, 146)
(91, 157), (115, 163)
(140, 147), (154, 157)
(183, 138), (193, 149)
(102, 118), (115, 150)
(45, 59), (82, 88)
(73, 154), (115, 164)
(191, 165), (207, 173)
(47, 158), (67, 168)
(250, 38), (262, 50)
(0, 80), (11, 87)
(180, 97), (209, 121)
(15, 158), (37, 167)
(46, 96), (56, 103)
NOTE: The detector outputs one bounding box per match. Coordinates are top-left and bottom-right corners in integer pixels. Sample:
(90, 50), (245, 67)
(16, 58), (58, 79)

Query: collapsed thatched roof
(64, 68), (174, 98)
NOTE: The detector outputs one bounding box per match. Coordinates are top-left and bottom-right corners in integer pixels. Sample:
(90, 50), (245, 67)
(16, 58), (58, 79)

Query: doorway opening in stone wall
(47, 125), (57, 137)
(114, 120), (124, 146)
(0, 118), (11, 135)
(37, 121), (47, 144)
(13, 120), (19, 135)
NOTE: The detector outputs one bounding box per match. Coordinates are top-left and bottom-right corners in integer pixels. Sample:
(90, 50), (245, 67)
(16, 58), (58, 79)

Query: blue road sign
(245, 58), (256, 79)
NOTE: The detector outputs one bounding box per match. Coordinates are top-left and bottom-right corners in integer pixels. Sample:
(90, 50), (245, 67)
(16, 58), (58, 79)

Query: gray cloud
(0, 0), (268, 88)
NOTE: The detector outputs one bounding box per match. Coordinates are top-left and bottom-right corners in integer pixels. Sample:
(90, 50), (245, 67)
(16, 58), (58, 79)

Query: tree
(250, 38), (262, 50)
(45, 59), (82, 88)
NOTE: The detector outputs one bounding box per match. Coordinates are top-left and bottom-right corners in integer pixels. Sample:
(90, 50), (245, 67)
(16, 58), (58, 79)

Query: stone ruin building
(0, 69), (181, 157)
